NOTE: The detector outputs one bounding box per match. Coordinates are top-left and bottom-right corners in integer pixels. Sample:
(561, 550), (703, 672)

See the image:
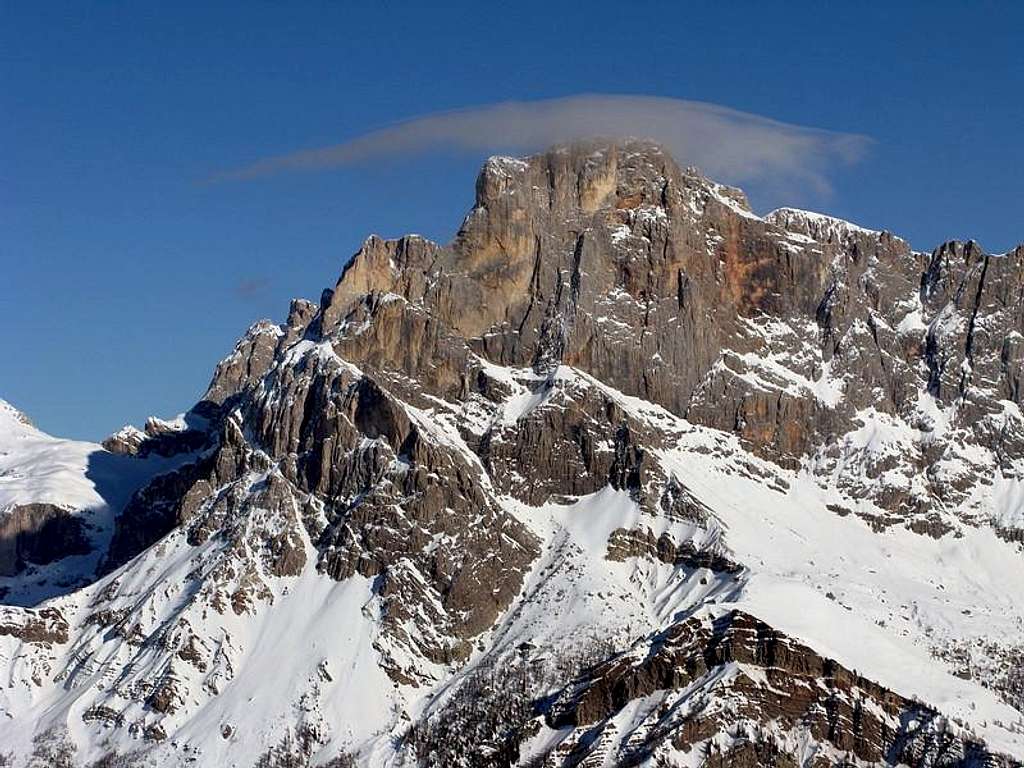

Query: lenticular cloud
(211, 93), (869, 194)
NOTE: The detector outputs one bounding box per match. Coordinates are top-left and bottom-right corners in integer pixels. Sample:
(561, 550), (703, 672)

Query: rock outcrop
(543, 610), (1007, 767)
(0, 503), (91, 576)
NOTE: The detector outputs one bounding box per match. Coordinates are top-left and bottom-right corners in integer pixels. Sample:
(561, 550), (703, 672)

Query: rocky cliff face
(298, 139), (1024, 533)
(1, 141), (1023, 768)
(541, 609), (1009, 768)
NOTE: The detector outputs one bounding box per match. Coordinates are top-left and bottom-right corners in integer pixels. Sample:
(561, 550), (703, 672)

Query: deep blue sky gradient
(3, 1), (1023, 439)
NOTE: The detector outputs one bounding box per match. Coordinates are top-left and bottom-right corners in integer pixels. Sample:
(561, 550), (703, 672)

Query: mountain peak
(474, 137), (681, 211)
(2, 140), (1023, 767)
(0, 398), (34, 431)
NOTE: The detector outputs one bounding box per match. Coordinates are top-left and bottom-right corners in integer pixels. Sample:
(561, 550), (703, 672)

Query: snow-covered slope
(405, 365), (1024, 763)
(4, 363), (1022, 765)
(0, 400), (108, 512)
(0, 400), (186, 605)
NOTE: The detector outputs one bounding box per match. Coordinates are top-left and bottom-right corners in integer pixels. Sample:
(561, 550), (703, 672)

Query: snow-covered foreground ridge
(2, 139), (1023, 767)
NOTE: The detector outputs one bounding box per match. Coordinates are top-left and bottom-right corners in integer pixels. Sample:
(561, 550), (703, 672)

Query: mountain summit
(2, 140), (1023, 767)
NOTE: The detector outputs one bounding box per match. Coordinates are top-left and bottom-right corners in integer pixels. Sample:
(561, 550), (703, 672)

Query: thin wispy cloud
(235, 277), (271, 300)
(210, 94), (869, 194)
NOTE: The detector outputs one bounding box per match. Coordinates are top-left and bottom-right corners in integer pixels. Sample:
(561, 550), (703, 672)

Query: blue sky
(3, 1), (1023, 440)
